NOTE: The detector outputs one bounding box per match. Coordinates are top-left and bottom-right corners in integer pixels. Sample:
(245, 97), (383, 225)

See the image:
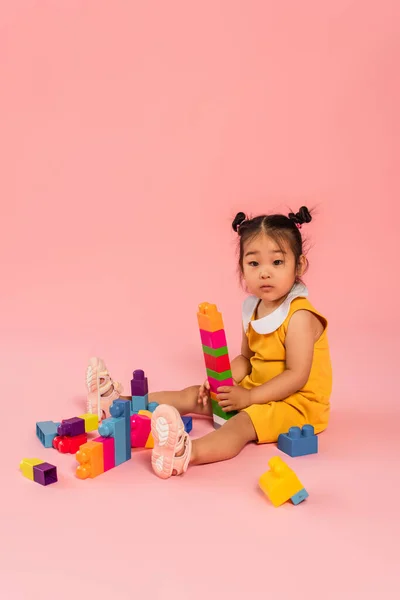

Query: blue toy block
(291, 488), (309, 505)
(147, 402), (159, 413)
(36, 421), (61, 448)
(182, 416), (192, 434)
(110, 399), (131, 462)
(98, 417), (127, 466)
(278, 425), (318, 457)
(131, 394), (148, 414)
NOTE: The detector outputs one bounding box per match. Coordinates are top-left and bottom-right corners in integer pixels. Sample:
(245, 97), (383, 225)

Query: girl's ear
(297, 255), (308, 278)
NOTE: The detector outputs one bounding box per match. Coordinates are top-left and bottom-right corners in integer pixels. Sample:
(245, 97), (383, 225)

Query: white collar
(242, 283), (309, 334)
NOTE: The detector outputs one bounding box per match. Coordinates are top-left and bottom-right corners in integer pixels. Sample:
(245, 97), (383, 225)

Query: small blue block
(291, 488), (309, 505)
(131, 394), (148, 414)
(36, 421), (61, 448)
(182, 416), (192, 434)
(147, 402), (159, 413)
(111, 399), (132, 462)
(98, 417), (127, 466)
(277, 425), (318, 457)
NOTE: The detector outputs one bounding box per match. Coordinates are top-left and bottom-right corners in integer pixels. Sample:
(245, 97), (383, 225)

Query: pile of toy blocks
(197, 302), (236, 428)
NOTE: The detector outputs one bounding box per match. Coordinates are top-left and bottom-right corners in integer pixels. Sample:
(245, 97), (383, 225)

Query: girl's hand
(217, 386), (251, 412)
(198, 379), (210, 406)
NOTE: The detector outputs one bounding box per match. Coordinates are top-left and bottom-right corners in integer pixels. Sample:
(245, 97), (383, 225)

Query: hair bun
(232, 212), (247, 233)
(288, 206), (312, 226)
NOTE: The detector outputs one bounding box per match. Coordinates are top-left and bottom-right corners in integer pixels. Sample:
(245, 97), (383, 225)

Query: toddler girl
(86, 207), (332, 479)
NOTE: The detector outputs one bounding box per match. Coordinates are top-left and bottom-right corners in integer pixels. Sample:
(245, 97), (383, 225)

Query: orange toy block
(197, 302), (224, 333)
(138, 410), (153, 419)
(76, 441), (104, 479)
(258, 456), (306, 507)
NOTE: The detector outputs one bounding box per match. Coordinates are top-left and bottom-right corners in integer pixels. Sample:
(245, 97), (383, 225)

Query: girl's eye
(273, 260), (284, 266)
(249, 261), (259, 267)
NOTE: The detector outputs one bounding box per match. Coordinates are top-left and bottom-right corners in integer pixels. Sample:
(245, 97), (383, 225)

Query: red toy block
(199, 328), (227, 349)
(208, 376), (234, 394)
(204, 352), (231, 373)
(53, 433), (87, 454)
(130, 414), (151, 448)
(197, 303), (224, 332)
(93, 436), (115, 471)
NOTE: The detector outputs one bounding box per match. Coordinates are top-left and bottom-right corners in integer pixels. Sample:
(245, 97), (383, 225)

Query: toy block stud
(76, 441), (104, 479)
(20, 458), (43, 481)
(57, 417), (85, 437)
(36, 421), (61, 448)
(78, 413), (99, 432)
(259, 456), (308, 507)
(197, 303), (224, 332)
(33, 462), (58, 486)
(147, 402), (159, 413)
(130, 369), (148, 397)
(182, 416), (192, 434)
(278, 425), (318, 457)
(53, 433), (87, 454)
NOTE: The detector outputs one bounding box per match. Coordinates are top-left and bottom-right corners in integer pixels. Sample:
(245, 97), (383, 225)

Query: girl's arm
(230, 326), (254, 383)
(249, 310), (316, 405)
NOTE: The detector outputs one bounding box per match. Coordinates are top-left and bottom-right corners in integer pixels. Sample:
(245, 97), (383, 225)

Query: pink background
(1, 1), (399, 598)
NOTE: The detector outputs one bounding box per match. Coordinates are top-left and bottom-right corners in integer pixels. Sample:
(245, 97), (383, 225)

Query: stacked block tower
(197, 302), (236, 429)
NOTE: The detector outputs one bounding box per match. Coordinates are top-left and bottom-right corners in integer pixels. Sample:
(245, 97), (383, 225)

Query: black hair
(232, 206), (312, 278)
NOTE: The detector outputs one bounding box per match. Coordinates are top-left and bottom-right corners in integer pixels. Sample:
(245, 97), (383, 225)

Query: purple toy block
(57, 417), (85, 437)
(93, 436), (115, 471)
(208, 376), (234, 394)
(33, 462), (58, 486)
(130, 369), (148, 396)
(199, 329), (227, 349)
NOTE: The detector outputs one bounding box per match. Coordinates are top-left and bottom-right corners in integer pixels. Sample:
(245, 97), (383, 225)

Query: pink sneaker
(151, 405), (192, 479)
(86, 357), (123, 420)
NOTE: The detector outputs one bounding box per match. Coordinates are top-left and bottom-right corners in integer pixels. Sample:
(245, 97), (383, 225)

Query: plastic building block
(130, 414), (151, 448)
(110, 399), (131, 462)
(130, 369), (148, 396)
(57, 417), (85, 437)
(291, 488), (309, 505)
(202, 344), (228, 357)
(147, 402), (158, 413)
(53, 433), (87, 454)
(208, 376), (234, 394)
(259, 456), (308, 507)
(76, 441), (104, 479)
(20, 458), (43, 481)
(132, 394), (148, 414)
(36, 421), (61, 448)
(199, 329), (227, 349)
(93, 436), (115, 471)
(197, 302), (224, 332)
(204, 352), (231, 373)
(138, 409), (152, 418)
(78, 413), (99, 432)
(33, 462), (58, 486)
(206, 368), (233, 381)
(182, 416), (192, 434)
(98, 417), (127, 466)
(278, 425), (318, 457)
(145, 430), (154, 449)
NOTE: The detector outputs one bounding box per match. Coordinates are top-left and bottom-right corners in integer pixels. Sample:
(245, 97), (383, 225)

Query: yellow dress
(240, 284), (332, 443)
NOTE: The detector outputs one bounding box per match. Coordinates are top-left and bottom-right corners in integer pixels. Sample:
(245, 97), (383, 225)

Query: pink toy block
(199, 329), (227, 349)
(208, 376), (234, 394)
(93, 436), (115, 471)
(130, 414), (151, 448)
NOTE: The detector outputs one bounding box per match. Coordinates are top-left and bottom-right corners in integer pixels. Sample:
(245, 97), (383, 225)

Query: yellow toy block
(20, 458), (43, 480)
(145, 430), (154, 449)
(76, 441), (104, 479)
(259, 456), (304, 507)
(138, 410), (152, 419)
(197, 302), (224, 332)
(78, 413), (99, 433)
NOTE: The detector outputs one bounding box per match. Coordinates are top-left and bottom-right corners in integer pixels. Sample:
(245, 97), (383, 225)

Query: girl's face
(242, 233), (306, 304)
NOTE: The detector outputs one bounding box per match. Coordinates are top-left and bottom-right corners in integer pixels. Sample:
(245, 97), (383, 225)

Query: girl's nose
(260, 270), (271, 279)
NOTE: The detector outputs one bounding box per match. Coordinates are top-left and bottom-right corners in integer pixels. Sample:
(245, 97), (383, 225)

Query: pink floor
(2, 335), (399, 600)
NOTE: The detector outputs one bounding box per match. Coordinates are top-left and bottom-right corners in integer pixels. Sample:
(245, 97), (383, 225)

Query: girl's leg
(190, 412), (257, 465)
(123, 386), (212, 417)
